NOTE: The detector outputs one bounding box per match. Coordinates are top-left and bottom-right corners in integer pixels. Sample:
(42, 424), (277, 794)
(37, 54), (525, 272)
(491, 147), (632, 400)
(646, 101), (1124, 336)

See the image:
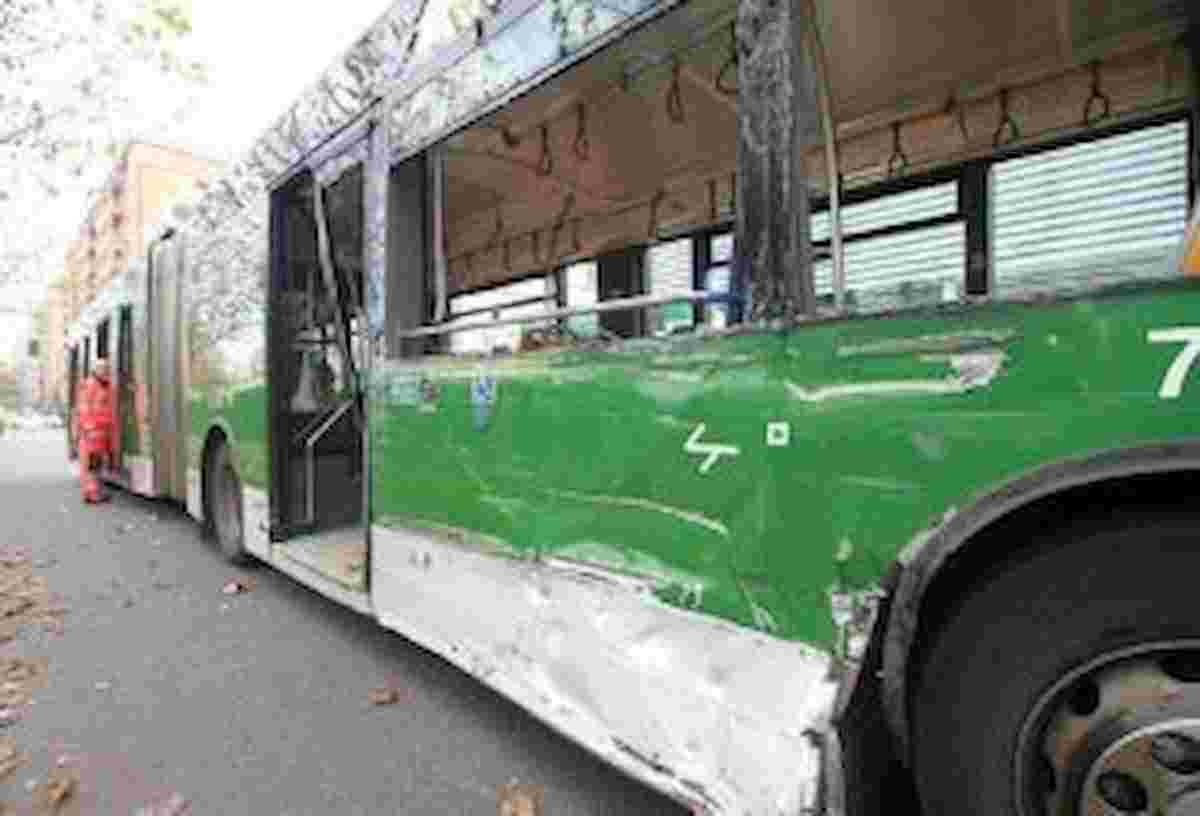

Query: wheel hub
(1023, 649), (1200, 816)
(1077, 720), (1200, 815)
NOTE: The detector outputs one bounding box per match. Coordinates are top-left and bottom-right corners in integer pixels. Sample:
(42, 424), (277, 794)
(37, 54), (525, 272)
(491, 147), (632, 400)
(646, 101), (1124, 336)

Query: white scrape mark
(786, 379), (965, 401)
(544, 488), (729, 537)
(835, 538), (853, 562)
(750, 603), (778, 633)
(839, 475), (921, 492)
(786, 351), (1005, 402)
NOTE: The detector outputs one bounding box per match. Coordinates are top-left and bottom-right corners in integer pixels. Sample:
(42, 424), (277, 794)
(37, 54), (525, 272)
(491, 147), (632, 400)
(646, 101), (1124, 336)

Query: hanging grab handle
(993, 89), (1020, 148)
(1082, 62), (1111, 127)
(573, 103), (590, 161)
(887, 122), (909, 178)
(945, 95), (970, 144)
(537, 123), (554, 176)
(666, 60), (686, 123)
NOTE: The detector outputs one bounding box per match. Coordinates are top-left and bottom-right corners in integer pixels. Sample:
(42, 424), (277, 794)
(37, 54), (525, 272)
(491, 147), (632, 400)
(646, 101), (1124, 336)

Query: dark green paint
(370, 282), (1200, 647)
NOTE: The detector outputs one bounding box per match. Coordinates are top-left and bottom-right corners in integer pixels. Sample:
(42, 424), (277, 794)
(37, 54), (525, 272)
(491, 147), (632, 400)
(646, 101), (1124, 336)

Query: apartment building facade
(40, 143), (224, 408)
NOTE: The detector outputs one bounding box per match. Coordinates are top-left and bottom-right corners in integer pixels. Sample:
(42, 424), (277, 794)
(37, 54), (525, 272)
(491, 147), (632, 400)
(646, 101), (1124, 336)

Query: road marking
(684, 424), (740, 475)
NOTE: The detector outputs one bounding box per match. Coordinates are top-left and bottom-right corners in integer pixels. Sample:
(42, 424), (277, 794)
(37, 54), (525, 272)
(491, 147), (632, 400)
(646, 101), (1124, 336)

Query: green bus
(65, 0), (1200, 812)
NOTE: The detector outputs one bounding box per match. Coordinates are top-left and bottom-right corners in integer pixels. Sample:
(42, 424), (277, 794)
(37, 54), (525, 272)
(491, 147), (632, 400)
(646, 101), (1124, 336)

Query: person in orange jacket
(75, 357), (115, 503)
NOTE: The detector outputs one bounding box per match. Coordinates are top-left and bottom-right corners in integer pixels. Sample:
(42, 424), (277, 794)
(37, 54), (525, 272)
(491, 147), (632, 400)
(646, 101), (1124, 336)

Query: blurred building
(39, 143), (224, 408)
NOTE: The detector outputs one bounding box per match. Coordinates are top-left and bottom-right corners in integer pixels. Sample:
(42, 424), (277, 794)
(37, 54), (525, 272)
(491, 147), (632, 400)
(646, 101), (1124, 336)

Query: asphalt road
(0, 430), (686, 815)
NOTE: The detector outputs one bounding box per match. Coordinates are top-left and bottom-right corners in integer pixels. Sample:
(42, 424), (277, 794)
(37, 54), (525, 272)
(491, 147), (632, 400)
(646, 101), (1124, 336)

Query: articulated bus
(65, 0), (1200, 812)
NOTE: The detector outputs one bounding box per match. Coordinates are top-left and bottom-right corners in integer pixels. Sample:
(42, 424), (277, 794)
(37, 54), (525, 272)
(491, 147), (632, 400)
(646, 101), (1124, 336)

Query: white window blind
(812, 181), (963, 312)
(992, 120), (1190, 299)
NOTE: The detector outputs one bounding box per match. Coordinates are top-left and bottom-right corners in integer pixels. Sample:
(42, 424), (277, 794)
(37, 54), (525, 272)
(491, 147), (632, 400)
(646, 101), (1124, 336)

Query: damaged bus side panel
(117, 0), (1200, 812)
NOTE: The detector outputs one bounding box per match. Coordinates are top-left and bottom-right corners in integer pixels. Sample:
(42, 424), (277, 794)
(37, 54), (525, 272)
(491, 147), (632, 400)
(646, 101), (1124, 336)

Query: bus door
(267, 120), (370, 591)
(66, 345), (79, 460)
(149, 236), (187, 501)
(115, 305), (135, 482)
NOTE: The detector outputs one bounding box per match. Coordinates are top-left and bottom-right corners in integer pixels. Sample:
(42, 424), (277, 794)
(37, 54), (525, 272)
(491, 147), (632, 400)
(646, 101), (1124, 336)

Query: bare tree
(0, 0), (209, 290)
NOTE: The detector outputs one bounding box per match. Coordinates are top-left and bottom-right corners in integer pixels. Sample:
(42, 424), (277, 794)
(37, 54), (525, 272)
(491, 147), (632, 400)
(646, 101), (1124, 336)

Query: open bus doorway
(66, 346), (80, 460)
(115, 305), (134, 482)
(268, 160), (368, 590)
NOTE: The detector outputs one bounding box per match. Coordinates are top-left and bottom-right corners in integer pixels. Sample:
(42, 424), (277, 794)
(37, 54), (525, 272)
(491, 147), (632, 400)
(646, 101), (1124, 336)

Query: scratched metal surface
(370, 279), (1200, 646)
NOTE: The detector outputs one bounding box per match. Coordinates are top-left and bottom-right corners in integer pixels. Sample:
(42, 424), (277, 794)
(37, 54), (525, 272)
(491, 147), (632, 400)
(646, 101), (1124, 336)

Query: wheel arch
(198, 419), (238, 526)
(874, 440), (1200, 766)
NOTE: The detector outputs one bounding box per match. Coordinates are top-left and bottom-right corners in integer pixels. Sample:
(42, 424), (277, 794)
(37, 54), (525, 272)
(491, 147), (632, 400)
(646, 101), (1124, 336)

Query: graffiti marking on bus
(684, 424), (740, 474)
(1148, 327), (1200, 399)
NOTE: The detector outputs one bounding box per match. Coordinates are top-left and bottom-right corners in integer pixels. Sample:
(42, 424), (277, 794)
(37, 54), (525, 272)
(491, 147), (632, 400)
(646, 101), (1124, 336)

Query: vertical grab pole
(363, 99), (391, 592)
(431, 144), (449, 324)
(806, 1), (844, 311)
(1188, 16), (1199, 209)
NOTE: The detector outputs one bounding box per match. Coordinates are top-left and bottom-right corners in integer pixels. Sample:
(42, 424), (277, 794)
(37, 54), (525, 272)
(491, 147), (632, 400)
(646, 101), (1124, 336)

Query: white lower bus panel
(371, 523), (837, 815)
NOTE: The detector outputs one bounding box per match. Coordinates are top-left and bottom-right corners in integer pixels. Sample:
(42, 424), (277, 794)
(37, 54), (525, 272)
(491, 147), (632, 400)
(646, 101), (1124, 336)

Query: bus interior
(393, 0), (743, 358)
(267, 0), (1196, 590)
(269, 164), (368, 587)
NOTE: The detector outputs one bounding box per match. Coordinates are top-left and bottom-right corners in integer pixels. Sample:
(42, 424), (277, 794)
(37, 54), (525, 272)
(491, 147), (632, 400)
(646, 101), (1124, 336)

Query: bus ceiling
(417, 0), (1193, 302)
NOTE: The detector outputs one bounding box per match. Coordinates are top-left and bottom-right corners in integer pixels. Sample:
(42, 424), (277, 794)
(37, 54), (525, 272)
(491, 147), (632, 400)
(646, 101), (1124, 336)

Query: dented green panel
(371, 282), (1200, 647)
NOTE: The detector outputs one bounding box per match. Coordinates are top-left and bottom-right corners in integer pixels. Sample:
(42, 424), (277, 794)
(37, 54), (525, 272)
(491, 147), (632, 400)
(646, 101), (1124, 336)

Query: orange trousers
(78, 430), (112, 503)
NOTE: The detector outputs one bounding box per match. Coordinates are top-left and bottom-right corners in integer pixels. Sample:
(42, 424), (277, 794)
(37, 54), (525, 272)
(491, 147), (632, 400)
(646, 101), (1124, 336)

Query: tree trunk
(734, 0), (821, 321)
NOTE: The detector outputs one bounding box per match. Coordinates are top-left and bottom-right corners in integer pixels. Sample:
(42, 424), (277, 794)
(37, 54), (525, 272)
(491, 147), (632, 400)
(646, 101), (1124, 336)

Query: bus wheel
(207, 442), (250, 565)
(911, 511), (1200, 816)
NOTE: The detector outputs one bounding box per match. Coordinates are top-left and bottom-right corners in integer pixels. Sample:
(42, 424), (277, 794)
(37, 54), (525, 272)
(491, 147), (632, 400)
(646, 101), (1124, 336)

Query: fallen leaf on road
(0, 599), (34, 620)
(3, 659), (43, 683)
(134, 792), (189, 816)
(36, 771), (76, 812)
(0, 739), (24, 780)
(368, 687), (402, 706)
(0, 754), (26, 782)
(221, 578), (255, 595)
(498, 782), (543, 816)
(120, 598), (135, 609)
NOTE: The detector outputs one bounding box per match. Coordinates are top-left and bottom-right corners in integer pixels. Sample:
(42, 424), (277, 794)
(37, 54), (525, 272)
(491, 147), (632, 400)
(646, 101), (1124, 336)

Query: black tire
(911, 510), (1200, 816)
(207, 442), (251, 565)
